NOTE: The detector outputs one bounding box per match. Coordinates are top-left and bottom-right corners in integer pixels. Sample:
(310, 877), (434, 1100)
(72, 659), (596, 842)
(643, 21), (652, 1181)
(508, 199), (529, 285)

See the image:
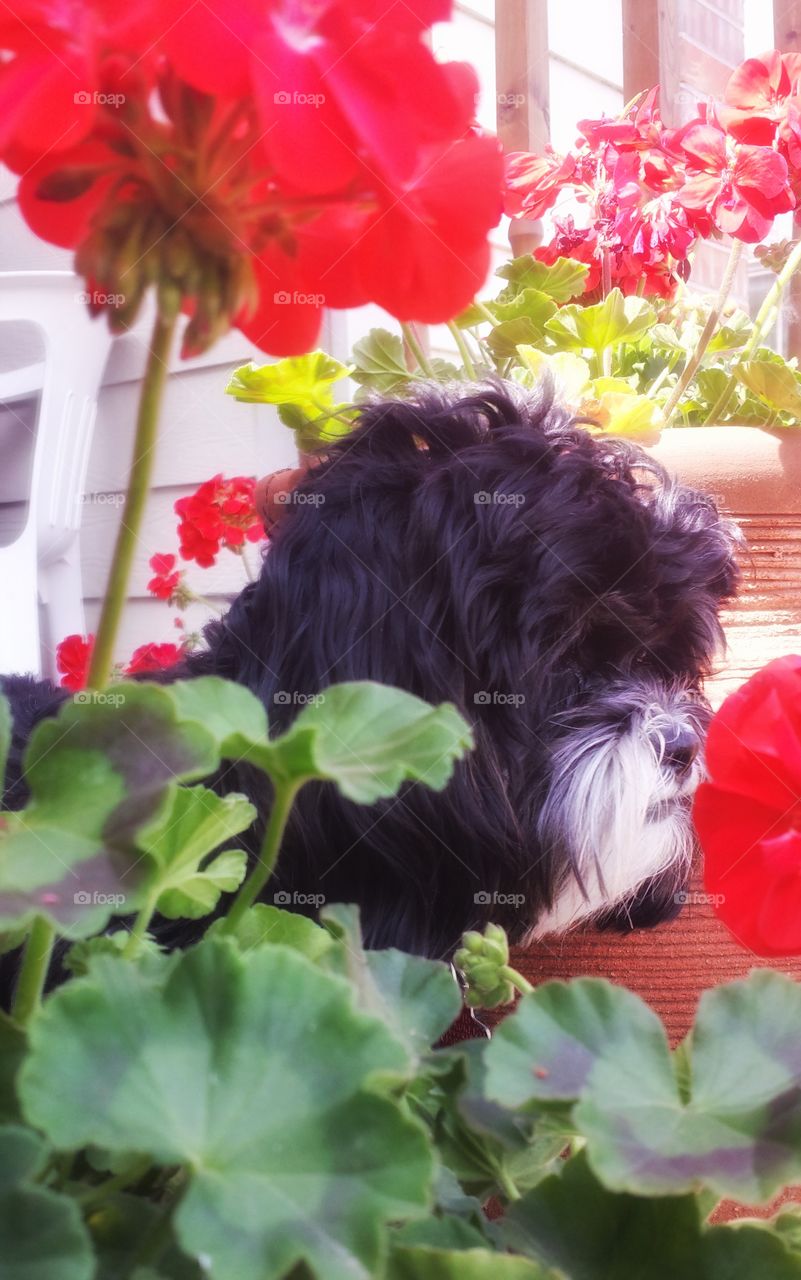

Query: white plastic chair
(0, 272), (112, 678)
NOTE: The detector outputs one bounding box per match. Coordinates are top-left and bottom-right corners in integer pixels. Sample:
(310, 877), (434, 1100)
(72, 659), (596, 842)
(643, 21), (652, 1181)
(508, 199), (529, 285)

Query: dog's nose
(663, 728), (700, 778)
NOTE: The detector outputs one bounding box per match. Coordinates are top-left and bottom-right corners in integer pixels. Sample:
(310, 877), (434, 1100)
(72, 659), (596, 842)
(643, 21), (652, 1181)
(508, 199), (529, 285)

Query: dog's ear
(255, 465), (309, 536)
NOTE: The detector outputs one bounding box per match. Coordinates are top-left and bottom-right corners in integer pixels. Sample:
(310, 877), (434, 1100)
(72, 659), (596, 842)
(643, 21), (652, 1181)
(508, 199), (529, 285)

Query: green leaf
(387, 1245), (552, 1279)
(350, 328), (413, 394)
(168, 676), (270, 760)
(224, 351), (352, 447)
(136, 786), (254, 920)
(483, 972), (801, 1204)
(487, 317), (554, 359)
(20, 940), (432, 1280)
(392, 1216), (489, 1251)
(545, 289), (656, 355)
(707, 308), (753, 352)
(252, 681), (473, 802)
(320, 904), (461, 1064)
(0, 684), (219, 936)
(0, 1124), (94, 1280)
(63, 931), (166, 978)
(496, 255), (589, 303)
(736, 356), (801, 416)
(492, 288), (558, 328)
(502, 1151), (801, 1279)
(211, 902), (336, 962)
(90, 1193), (203, 1280)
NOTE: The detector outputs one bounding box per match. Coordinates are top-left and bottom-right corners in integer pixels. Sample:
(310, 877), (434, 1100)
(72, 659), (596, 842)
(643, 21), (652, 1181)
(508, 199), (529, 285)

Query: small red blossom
(174, 475), (264, 568)
(55, 633), (94, 691)
(694, 655), (801, 956)
(147, 553), (183, 602)
(717, 49), (801, 145)
(125, 642), (184, 675)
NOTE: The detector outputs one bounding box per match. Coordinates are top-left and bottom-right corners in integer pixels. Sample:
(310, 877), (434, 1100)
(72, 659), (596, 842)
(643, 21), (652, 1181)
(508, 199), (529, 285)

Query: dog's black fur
(1, 384), (739, 971)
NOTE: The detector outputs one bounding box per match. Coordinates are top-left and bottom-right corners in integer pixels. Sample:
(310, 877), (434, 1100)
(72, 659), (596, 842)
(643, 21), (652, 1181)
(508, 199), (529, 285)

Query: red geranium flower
(504, 149), (577, 219)
(673, 119), (794, 241)
(717, 49), (801, 145)
(147, 553), (182, 603)
(175, 475), (264, 568)
(55, 633), (95, 691)
(125, 642), (184, 675)
(695, 655), (801, 956)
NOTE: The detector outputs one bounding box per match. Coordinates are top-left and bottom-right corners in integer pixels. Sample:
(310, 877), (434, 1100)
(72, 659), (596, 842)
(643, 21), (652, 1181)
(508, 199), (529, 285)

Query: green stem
(12, 916), (55, 1025)
(661, 238), (743, 425)
(222, 781), (303, 934)
(400, 322), (434, 377)
(496, 1166), (522, 1202)
(87, 305), (179, 689)
(499, 965), (533, 996)
(475, 301), (498, 327)
(704, 235), (801, 425)
(123, 890), (160, 959)
(446, 320), (477, 380)
(76, 1155), (153, 1209)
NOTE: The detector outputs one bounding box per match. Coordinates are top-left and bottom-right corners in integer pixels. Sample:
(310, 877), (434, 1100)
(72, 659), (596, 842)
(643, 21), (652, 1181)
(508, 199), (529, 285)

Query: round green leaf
(0, 1125), (93, 1280)
(20, 940), (432, 1280)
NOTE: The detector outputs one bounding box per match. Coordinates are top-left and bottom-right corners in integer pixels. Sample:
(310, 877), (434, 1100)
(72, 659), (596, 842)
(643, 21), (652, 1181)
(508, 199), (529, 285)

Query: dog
(1, 383), (739, 963)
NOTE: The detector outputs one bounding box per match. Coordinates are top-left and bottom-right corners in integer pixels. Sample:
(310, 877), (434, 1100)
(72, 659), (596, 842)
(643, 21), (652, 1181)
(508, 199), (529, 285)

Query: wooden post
(774, 0), (801, 360)
(495, 0), (549, 252)
(622, 0), (682, 125)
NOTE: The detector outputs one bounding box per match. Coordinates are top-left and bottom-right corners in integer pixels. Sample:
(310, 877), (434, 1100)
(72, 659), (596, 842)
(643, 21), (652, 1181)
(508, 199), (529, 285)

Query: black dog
(2, 384), (739, 963)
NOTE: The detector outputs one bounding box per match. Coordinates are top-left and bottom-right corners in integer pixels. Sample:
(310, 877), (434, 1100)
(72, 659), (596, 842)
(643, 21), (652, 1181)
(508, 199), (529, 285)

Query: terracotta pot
(509, 426), (801, 1047)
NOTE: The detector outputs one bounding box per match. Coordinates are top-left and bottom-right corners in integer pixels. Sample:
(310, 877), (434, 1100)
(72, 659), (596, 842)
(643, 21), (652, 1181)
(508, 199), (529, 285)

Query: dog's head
(198, 383), (739, 955)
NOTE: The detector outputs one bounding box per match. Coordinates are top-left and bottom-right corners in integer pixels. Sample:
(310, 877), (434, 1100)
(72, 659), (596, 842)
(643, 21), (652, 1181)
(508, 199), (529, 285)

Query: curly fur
(1, 382), (740, 963)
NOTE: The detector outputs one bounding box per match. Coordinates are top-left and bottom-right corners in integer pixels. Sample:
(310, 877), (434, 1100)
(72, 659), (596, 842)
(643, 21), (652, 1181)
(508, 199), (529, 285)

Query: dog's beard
(531, 679), (708, 936)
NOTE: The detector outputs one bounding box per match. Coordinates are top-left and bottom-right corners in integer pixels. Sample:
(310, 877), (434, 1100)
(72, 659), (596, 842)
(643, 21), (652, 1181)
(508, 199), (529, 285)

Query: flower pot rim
(649, 422), (801, 514)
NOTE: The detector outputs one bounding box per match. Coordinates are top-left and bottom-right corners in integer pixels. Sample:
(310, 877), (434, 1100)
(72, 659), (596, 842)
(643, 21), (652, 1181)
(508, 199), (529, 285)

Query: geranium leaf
(496, 255), (589, 303)
(350, 328), (414, 394)
(91, 1194), (203, 1280)
(545, 289), (656, 354)
(20, 940), (431, 1280)
(491, 288), (557, 328)
(135, 786), (254, 920)
(224, 351), (350, 418)
(168, 676), (269, 760)
(252, 681), (473, 802)
(320, 904), (461, 1064)
(0, 1124), (94, 1280)
(211, 902), (335, 961)
(707, 308), (753, 352)
(482, 972), (801, 1203)
(501, 1151), (801, 1279)
(387, 1244), (553, 1279)
(0, 684), (219, 936)
(736, 357), (801, 416)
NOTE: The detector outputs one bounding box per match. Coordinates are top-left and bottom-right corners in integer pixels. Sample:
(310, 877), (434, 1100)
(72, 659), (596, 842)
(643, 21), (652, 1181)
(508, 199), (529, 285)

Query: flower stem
(401, 322), (435, 377)
(661, 237), (743, 426)
(221, 780), (303, 933)
(499, 965), (533, 996)
(447, 320), (477, 380)
(123, 891), (159, 959)
(87, 305), (179, 690)
(12, 916), (55, 1025)
(704, 235), (801, 425)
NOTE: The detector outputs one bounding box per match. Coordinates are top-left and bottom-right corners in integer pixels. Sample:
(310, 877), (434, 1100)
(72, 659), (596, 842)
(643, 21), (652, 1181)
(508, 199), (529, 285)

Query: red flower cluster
(505, 55), (801, 302)
(55, 634), (183, 688)
(694, 655), (801, 956)
(174, 475), (263, 569)
(147, 553), (183, 603)
(0, 1), (502, 354)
